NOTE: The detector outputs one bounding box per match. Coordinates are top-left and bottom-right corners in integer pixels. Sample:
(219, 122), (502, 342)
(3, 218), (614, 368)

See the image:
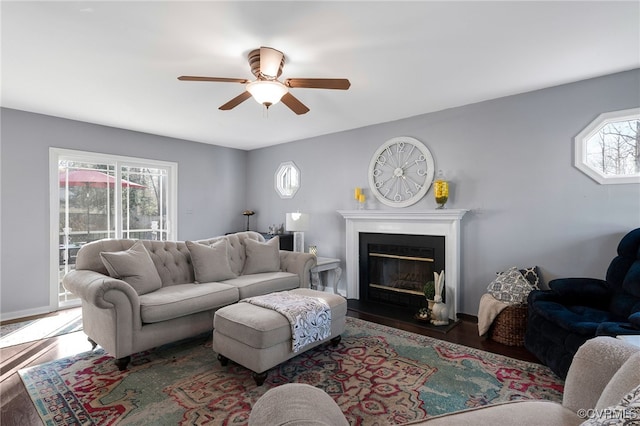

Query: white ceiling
(2, 1), (639, 151)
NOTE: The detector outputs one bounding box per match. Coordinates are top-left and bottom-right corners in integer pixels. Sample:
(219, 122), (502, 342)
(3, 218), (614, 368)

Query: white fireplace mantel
(338, 209), (468, 319)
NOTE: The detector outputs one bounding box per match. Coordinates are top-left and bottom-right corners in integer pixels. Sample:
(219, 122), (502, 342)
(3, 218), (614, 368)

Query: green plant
(423, 281), (436, 300)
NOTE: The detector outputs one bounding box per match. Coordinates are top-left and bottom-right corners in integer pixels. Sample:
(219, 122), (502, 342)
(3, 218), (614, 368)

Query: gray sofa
(249, 336), (640, 426)
(63, 231), (316, 370)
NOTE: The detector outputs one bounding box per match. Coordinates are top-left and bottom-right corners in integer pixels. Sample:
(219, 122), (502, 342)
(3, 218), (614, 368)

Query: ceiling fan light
(246, 80), (288, 106)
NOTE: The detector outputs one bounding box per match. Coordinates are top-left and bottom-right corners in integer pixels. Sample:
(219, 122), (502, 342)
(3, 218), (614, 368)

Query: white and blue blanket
(242, 291), (331, 353)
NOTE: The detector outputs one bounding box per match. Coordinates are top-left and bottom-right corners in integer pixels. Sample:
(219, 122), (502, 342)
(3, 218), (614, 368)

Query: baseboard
(0, 306), (52, 323)
(457, 313), (478, 323)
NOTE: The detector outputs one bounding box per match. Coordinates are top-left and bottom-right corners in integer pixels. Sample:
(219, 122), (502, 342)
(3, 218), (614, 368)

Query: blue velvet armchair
(525, 228), (640, 379)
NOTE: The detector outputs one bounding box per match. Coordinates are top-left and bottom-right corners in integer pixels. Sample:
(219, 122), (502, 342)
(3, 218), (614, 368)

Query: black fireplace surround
(359, 232), (445, 311)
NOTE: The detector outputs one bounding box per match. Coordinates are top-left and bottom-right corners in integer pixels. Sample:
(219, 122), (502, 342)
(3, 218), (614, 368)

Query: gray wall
(2, 70), (638, 319)
(1, 108), (248, 318)
(246, 69), (640, 315)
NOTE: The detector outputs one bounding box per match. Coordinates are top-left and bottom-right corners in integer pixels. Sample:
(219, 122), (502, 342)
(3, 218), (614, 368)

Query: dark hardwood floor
(0, 305), (540, 425)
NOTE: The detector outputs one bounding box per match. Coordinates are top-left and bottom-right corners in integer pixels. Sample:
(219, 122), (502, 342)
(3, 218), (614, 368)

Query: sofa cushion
(139, 282), (239, 323)
(186, 240), (236, 283)
(487, 267), (533, 305)
(242, 237), (280, 275)
(100, 240), (162, 295)
(532, 301), (619, 335)
(223, 271), (299, 299)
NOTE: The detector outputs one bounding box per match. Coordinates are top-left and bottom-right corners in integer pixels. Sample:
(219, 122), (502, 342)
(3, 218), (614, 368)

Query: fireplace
(360, 233), (445, 311)
(338, 209), (468, 319)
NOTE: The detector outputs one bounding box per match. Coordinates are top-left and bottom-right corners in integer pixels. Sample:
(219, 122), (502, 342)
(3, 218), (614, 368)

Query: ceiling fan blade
(178, 76), (249, 84)
(285, 78), (351, 90)
(260, 47), (284, 78)
(219, 91), (252, 110)
(281, 93), (310, 115)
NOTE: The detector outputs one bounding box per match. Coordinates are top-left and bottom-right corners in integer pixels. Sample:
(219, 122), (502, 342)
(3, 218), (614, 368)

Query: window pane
(121, 166), (170, 240)
(585, 119), (640, 176)
(58, 161), (116, 304)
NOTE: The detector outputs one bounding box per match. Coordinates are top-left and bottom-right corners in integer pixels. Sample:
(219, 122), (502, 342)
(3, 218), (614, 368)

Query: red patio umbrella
(59, 169), (146, 236)
(59, 170), (146, 188)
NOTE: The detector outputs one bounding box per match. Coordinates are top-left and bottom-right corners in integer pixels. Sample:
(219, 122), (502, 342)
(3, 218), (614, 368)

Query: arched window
(574, 108), (640, 184)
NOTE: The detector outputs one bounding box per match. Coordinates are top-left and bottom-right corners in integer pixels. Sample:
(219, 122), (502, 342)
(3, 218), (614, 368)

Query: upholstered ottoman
(212, 288), (347, 385)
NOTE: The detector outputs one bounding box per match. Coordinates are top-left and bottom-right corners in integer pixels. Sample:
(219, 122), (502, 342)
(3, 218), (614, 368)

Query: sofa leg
(114, 356), (131, 371)
(252, 371), (268, 386)
(88, 337), (98, 350)
(330, 335), (341, 347)
(217, 354), (229, 366)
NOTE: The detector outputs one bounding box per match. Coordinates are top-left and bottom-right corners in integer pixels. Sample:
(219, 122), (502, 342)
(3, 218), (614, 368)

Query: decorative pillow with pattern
(581, 384), (640, 425)
(519, 266), (541, 290)
(487, 267), (534, 305)
(100, 240), (162, 295)
(496, 266), (541, 290)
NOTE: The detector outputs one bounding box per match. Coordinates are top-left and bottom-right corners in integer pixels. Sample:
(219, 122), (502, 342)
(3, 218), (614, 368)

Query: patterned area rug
(1, 309), (82, 348)
(19, 317), (563, 425)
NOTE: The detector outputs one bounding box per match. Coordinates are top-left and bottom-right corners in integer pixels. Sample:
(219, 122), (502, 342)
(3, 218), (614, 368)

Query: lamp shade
(285, 212), (309, 232)
(246, 80), (288, 106)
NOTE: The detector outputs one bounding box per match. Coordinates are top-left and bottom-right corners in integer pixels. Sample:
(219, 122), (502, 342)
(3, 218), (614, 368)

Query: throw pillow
(487, 267), (534, 305)
(581, 384), (640, 425)
(186, 240), (236, 283)
(100, 240), (162, 295)
(519, 266), (541, 290)
(496, 266), (541, 290)
(242, 236), (280, 275)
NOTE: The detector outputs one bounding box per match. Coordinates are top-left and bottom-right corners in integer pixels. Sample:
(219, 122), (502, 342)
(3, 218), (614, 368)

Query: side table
(310, 257), (342, 295)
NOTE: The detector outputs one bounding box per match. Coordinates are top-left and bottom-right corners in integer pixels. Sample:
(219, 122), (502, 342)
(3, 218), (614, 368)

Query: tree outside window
(575, 108), (640, 184)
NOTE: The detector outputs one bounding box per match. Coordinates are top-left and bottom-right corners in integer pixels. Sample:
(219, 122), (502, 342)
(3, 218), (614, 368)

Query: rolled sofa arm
(249, 383), (348, 426)
(562, 336), (640, 413)
(279, 251), (317, 288)
(63, 269), (142, 326)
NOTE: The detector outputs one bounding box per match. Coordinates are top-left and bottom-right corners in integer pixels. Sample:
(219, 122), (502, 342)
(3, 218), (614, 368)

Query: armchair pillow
(186, 240), (236, 283)
(583, 384), (640, 425)
(100, 241), (162, 295)
(242, 236), (280, 275)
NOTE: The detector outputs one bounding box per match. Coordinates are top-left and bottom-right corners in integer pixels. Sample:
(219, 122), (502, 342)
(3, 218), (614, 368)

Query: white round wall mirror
(275, 161), (300, 198)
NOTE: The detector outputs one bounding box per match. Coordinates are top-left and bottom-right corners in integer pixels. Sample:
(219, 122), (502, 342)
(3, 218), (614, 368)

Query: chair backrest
(606, 228), (640, 318)
(75, 238), (194, 285)
(75, 231), (266, 286)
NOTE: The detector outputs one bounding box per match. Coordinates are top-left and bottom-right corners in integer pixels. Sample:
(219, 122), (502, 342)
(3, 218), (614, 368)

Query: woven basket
(489, 304), (528, 346)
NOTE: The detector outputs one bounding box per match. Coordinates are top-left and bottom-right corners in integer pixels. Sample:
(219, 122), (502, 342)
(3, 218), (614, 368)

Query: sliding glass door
(51, 149), (177, 309)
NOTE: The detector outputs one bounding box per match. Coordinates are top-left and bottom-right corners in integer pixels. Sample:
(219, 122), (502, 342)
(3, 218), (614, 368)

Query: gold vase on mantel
(434, 170), (449, 209)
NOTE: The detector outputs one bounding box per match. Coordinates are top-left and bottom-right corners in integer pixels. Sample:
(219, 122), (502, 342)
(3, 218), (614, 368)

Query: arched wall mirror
(275, 161), (300, 198)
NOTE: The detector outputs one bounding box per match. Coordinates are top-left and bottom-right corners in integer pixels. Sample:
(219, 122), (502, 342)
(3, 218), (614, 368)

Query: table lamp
(285, 212), (309, 252)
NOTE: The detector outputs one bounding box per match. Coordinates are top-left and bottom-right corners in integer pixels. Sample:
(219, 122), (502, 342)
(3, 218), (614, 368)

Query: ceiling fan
(178, 47), (350, 115)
